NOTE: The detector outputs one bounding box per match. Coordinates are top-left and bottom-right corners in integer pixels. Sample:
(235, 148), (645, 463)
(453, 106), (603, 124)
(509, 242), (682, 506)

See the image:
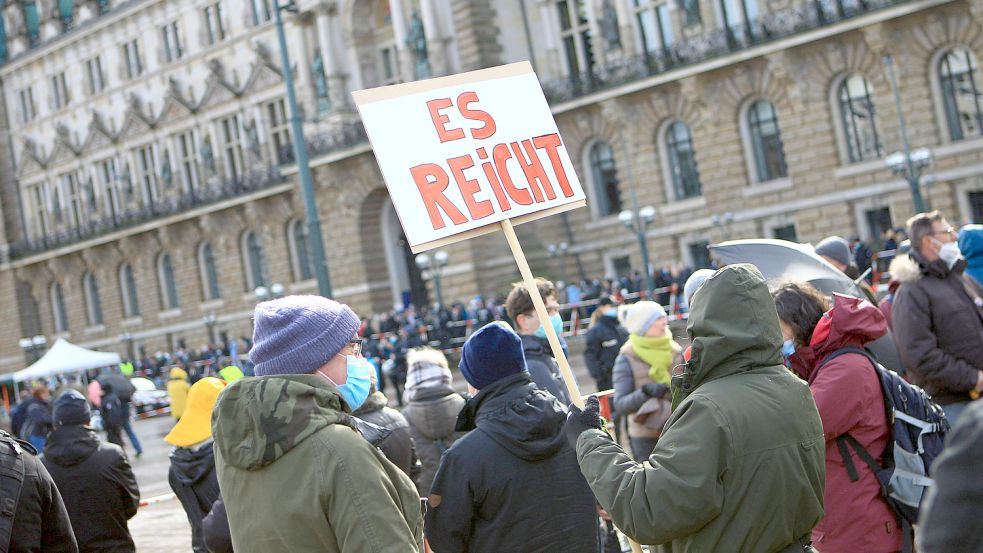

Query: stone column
(419, 0), (448, 76)
(389, 0), (416, 81)
(315, 4), (348, 110)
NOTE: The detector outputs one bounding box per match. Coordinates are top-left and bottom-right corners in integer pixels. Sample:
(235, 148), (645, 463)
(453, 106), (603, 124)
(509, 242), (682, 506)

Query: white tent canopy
(11, 339), (121, 383)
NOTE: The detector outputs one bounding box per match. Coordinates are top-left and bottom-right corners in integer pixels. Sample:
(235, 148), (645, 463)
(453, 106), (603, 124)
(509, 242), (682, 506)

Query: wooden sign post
(354, 61), (641, 552)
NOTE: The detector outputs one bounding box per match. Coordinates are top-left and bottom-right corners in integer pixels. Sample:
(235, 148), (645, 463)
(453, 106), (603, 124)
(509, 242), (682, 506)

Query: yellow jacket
(167, 367), (191, 420)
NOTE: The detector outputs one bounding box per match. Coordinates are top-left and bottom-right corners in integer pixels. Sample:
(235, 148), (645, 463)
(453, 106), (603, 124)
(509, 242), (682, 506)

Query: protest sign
(352, 61), (586, 254)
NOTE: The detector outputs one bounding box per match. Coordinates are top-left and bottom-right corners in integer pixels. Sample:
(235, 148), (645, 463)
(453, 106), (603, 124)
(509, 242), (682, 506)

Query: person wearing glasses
(211, 295), (423, 553)
(892, 211), (983, 425)
(504, 278), (572, 405)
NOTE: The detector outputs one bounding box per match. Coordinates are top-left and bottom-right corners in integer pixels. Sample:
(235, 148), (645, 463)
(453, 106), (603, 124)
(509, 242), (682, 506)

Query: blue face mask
(322, 355), (373, 411)
(603, 309), (618, 318)
(781, 339), (796, 359)
(535, 313), (565, 339)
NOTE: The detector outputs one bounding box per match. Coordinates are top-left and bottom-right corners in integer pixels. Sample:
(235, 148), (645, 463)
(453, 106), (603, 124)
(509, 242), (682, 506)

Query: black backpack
(0, 430), (33, 553)
(820, 347), (949, 552)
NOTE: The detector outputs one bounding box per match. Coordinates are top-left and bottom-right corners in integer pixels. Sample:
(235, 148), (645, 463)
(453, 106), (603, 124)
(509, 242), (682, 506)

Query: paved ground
(126, 336), (605, 551)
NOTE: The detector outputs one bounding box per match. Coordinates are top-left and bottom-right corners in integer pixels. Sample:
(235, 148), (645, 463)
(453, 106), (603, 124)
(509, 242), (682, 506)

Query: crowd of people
(3, 209), (983, 553)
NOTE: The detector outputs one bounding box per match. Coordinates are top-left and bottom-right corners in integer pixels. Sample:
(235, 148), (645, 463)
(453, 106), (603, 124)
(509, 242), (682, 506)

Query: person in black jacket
(583, 296), (629, 393)
(42, 390), (139, 553)
(504, 278), (572, 405)
(352, 387), (419, 479)
(202, 498), (233, 553)
(425, 323), (596, 553)
(18, 387), (53, 452)
(165, 378), (225, 553)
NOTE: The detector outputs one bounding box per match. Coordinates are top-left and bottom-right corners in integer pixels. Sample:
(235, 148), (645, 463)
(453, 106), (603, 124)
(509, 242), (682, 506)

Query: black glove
(641, 383), (668, 398)
(564, 395), (605, 449)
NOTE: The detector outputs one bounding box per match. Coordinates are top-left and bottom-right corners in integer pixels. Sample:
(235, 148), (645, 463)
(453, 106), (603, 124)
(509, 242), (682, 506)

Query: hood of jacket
(520, 333), (553, 358)
(170, 367), (188, 380)
(455, 372), (567, 462)
(682, 264), (785, 403)
(403, 391), (464, 440)
(788, 294), (888, 382)
(959, 224), (983, 263)
(211, 374), (356, 471)
(43, 425), (99, 466)
(169, 441), (216, 485)
(894, 249), (967, 283)
(353, 390), (388, 416)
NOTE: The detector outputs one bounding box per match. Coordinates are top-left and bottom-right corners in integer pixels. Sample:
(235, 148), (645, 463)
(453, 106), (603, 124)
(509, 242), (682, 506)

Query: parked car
(130, 376), (170, 417)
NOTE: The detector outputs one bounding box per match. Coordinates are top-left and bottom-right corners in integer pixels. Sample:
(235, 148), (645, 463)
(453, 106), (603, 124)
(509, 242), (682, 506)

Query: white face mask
(932, 238), (962, 269)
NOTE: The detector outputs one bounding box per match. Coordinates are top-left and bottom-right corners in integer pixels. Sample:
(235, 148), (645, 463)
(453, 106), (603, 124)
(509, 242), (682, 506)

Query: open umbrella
(96, 373), (136, 402)
(708, 238), (904, 375)
(709, 239), (862, 296)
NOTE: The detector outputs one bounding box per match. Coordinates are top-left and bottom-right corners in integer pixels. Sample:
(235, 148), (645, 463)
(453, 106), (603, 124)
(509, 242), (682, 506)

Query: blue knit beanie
(458, 321), (527, 390)
(250, 295), (359, 377)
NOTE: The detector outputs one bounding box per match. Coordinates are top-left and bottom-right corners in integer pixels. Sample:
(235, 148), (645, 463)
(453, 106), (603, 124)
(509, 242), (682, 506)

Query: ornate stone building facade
(0, 0), (982, 373)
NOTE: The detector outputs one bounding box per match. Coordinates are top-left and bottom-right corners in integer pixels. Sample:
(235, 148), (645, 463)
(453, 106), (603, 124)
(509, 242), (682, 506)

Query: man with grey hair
(892, 211), (983, 424)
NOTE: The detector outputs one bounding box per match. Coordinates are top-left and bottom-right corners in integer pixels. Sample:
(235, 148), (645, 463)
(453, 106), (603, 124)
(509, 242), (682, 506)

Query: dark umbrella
(96, 373), (135, 402)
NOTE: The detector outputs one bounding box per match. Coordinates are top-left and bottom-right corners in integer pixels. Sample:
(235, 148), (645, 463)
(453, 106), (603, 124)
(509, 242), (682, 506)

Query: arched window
(242, 231), (267, 291)
(82, 272), (103, 326)
(50, 282), (67, 333)
(664, 121), (702, 199)
(838, 75), (881, 162)
(198, 242), (221, 300)
(157, 253), (179, 309)
(588, 141), (622, 217)
(746, 100), (788, 182)
(939, 47), (983, 142)
(119, 263), (140, 317)
(288, 219), (315, 282)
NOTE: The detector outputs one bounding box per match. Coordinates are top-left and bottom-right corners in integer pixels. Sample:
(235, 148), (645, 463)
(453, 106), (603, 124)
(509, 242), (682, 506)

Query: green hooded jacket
(576, 264), (826, 552)
(211, 374), (424, 553)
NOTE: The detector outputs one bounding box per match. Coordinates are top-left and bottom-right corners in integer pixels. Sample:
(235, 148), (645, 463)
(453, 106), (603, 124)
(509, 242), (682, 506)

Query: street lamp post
(415, 250), (449, 308)
(884, 54), (930, 214)
(547, 241), (570, 282)
(254, 283), (286, 302)
(203, 313), (218, 345)
(273, 1), (333, 297)
(619, 206), (657, 293)
(18, 335), (47, 364)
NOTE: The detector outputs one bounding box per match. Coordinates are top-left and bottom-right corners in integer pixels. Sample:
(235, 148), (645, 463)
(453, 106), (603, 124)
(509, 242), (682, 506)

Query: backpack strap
(0, 432), (29, 553)
(836, 433), (882, 479)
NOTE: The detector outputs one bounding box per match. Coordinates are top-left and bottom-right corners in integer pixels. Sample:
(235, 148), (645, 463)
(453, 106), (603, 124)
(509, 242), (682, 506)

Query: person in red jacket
(774, 282), (902, 553)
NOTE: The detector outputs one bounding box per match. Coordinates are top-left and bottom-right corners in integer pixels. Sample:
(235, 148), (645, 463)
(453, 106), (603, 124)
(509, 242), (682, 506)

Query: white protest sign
(352, 61), (586, 253)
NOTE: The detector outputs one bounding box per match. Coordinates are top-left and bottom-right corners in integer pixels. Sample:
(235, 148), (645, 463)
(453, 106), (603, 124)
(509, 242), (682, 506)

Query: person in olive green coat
(212, 295), (423, 553)
(565, 264), (826, 553)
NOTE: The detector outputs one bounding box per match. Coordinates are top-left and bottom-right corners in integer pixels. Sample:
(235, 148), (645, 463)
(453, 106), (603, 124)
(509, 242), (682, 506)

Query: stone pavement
(126, 336), (602, 551)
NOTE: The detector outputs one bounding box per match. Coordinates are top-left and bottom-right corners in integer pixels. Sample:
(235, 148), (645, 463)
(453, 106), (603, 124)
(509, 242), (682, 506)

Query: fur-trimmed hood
(889, 253), (923, 284)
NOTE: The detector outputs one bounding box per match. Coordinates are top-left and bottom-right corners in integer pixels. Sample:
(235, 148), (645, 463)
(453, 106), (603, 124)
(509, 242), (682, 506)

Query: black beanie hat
(53, 389), (90, 427)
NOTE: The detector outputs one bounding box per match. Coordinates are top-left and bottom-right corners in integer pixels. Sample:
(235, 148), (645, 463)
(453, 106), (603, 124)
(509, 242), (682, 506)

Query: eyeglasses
(347, 338), (363, 356)
(931, 227), (957, 238)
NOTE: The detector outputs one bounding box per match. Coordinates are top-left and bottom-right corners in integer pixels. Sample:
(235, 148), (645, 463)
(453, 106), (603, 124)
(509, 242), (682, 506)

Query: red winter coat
(788, 294), (902, 553)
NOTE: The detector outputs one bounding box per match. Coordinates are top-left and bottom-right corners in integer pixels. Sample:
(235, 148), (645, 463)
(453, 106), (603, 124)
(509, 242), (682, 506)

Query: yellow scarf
(629, 333), (673, 385)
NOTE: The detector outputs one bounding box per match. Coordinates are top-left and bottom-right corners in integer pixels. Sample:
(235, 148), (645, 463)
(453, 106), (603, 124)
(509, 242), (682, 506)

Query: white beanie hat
(683, 269), (716, 307)
(623, 301), (667, 336)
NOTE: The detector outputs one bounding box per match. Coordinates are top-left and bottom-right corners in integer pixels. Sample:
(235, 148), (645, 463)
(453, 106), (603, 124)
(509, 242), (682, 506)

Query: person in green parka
(564, 264), (827, 553)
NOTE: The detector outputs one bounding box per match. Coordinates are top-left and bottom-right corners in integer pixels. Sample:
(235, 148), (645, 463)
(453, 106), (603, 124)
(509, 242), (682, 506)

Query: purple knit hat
(250, 295), (359, 377)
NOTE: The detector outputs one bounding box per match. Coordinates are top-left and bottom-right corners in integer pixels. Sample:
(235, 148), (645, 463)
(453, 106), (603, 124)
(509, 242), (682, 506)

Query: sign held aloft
(352, 61), (586, 253)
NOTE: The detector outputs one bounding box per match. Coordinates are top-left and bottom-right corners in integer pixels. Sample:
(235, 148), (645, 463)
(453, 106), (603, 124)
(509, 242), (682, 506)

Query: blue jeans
(941, 401), (970, 429)
(121, 404), (143, 455)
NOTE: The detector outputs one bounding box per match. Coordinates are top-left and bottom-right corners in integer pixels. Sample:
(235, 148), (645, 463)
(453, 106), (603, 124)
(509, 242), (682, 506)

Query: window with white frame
(267, 98), (292, 165)
(718, 0), (758, 39)
(98, 158), (124, 219)
(219, 114), (244, 181)
(18, 87), (36, 123)
(242, 230), (267, 291)
(838, 75), (881, 162)
(133, 145), (159, 206)
(62, 172), (86, 229)
(28, 183), (49, 237)
(588, 141), (622, 217)
(158, 253), (180, 309)
(664, 121), (701, 199)
(161, 21), (183, 62)
(939, 47), (983, 142)
(119, 263), (140, 317)
(50, 282), (68, 333)
(288, 219), (314, 281)
(746, 99), (788, 183)
(203, 2), (226, 45)
(82, 271), (104, 326)
(633, 0), (674, 56)
(556, 0), (596, 76)
(198, 241), (221, 300)
(174, 131), (200, 193)
(50, 71), (69, 109)
(123, 39), (143, 79)
(379, 46), (399, 85)
(86, 56), (105, 95)
(251, 0), (274, 25)
(772, 223), (797, 242)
